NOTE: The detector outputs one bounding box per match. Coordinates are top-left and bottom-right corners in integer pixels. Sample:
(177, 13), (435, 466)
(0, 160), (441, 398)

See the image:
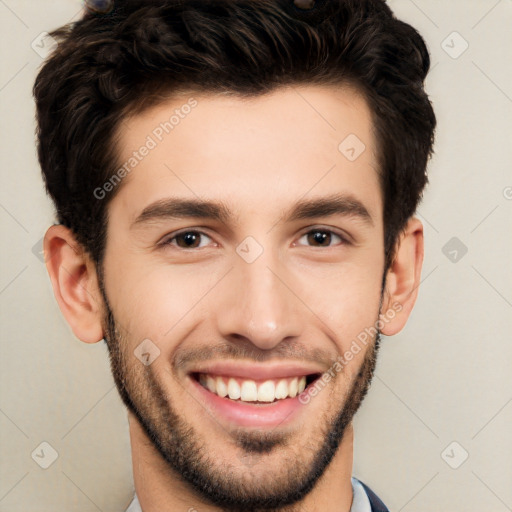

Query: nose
(214, 248), (304, 351)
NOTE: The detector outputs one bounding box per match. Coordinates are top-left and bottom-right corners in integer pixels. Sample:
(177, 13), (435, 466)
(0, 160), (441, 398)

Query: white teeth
(275, 379), (289, 399)
(216, 376), (228, 397)
(289, 377), (298, 397)
(199, 373), (311, 403)
(241, 380), (258, 401)
(257, 380), (275, 402)
(206, 375), (216, 394)
(227, 378), (241, 400)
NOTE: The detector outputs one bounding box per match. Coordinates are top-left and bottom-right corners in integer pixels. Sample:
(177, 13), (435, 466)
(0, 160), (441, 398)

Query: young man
(34, 0), (436, 510)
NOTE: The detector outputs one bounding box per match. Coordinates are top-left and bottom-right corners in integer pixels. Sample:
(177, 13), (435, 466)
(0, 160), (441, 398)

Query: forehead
(109, 84), (381, 226)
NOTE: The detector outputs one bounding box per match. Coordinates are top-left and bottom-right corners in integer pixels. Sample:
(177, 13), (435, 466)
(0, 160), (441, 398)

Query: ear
(380, 217), (424, 336)
(43, 224), (105, 343)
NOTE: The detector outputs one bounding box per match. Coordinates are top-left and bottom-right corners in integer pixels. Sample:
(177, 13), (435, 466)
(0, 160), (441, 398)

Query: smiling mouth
(191, 372), (321, 404)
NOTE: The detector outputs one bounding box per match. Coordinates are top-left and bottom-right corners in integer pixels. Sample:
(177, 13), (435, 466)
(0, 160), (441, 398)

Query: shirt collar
(125, 476), (373, 512)
(350, 476), (373, 512)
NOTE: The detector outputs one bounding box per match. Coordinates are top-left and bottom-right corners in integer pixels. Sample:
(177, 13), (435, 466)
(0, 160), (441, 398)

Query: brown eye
(297, 229), (345, 247)
(163, 230), (212, 249)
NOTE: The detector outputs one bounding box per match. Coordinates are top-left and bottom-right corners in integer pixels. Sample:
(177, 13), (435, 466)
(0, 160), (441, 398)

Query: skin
(44, 84), (424, 512)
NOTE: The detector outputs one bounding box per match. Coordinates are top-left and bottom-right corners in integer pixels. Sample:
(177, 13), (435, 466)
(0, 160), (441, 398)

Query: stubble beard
(99, 279), (382, 512)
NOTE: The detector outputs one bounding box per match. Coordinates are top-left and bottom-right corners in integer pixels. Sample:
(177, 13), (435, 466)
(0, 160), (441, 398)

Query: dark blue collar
(358, 480), (390, 512)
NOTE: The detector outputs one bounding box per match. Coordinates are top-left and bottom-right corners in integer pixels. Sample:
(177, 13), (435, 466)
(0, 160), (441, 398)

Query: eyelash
(160, 227), (350, 250)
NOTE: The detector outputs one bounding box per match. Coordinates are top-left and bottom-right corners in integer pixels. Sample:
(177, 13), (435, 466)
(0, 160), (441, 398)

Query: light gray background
(1, 1), (511, 510)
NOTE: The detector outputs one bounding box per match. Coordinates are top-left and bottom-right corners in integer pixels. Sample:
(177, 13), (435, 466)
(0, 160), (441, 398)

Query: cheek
(104, 258), (219, 345)
(295, 257), (383, 352)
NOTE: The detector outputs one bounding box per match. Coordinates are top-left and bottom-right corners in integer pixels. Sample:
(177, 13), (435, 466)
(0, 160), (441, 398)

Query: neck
(128, 411), (354, 512)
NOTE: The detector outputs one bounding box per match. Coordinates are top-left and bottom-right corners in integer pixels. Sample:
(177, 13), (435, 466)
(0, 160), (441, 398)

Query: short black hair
(33, 0), (436, 270)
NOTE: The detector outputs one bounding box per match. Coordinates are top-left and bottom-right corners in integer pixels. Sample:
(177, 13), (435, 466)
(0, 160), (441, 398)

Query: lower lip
(189, 375), (309, 428)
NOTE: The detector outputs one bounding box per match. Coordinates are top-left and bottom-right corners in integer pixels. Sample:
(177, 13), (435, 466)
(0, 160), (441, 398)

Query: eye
(159, 227), (348, 250)
(161, 230), (214, 249)
(296, 228), (347, 248)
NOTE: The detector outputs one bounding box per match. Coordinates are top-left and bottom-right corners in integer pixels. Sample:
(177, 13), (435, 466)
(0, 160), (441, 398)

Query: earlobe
(43, 224), (105, 343)
(380, 217), (424, 336)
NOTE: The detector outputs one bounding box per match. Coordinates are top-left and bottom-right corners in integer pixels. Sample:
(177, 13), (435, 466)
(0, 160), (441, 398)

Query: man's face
(100, 85), (386, 509)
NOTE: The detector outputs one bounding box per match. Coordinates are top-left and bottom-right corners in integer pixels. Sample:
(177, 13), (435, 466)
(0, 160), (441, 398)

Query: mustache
(173, 341), (337, 371)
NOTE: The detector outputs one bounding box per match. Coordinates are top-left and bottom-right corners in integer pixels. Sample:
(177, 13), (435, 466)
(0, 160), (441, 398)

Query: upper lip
(188, 361), (324, 381)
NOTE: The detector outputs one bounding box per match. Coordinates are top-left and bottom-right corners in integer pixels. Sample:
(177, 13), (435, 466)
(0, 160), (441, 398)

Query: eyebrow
(131, 193), (373, 229)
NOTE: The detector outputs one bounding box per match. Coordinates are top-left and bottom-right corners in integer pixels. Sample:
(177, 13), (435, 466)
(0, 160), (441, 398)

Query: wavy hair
(33, 0), (436, 269)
